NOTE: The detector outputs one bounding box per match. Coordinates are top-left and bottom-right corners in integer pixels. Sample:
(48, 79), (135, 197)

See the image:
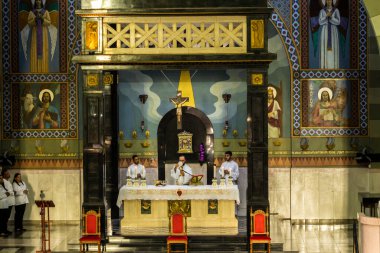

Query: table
(117, 185), (239, 235)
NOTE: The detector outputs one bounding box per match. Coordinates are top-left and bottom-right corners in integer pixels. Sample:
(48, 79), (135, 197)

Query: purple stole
(33, 8), (46, 58)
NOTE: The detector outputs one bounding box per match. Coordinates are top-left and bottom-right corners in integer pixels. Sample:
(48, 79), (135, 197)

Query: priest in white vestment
(126, 155), (146, 179)
(219, 151), (239, 184)
(171, 155), (193, 185)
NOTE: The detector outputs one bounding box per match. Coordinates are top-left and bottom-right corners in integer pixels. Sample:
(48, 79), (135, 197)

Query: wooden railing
(101, 16), (247, 54)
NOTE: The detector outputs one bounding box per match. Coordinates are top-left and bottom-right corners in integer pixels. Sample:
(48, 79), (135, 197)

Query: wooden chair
(249, 208), (271, 253)
(167, 213), (188, 253)
(79, 209), (101, 253)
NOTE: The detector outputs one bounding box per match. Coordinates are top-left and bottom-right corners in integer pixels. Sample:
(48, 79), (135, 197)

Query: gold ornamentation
(141, 200), (151, 214)
(208, 200), (218, 214)
(119, 131), (124, 140)
(232, 129), (238, 137)
(60, 140), (69, 153)
(141, 141), (150, 148)
(252, 74), (263, 85)
(35, 140), (44, 155)
(132, 130), (137, 139)
(124, 142), (133, 148)
(103, 73), (113, 86)
(190, 175), (204, 186)
(168, 200), (191, 217)
(250, 20), (264, 49)
(238, 141), (247, 147)
(85, 21), (98, 50)
(87, 74), (99, 87)
(103, 16), (246, 54)
(222, 141), (230, 147)
(170, 91), (189, 130)
(178, 131), (193, 154)
(145, 130), (150, 139)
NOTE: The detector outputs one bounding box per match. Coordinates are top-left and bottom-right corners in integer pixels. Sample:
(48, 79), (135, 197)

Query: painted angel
(310, 0), (348, 69)
(19, 0), (58, 73)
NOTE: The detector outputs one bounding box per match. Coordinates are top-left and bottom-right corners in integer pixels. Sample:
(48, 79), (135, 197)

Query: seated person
(126, 155), (146, 179)
(171, 155), (192, 185)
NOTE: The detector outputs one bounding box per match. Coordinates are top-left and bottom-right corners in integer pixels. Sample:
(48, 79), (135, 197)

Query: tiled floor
(270, 217), (354, 253)
(0, 217), (354, 252)
(0, 222), (80, 252)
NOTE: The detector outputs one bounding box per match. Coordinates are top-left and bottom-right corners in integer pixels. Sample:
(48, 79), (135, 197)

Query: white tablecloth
(116, 185), (240, 207)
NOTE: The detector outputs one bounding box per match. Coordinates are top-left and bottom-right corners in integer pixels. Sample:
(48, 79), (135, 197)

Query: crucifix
(170, 91), (189, 130)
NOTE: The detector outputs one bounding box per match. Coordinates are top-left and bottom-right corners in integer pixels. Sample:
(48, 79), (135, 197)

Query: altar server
(171, 155), (192, 185)
(219, 151), (239, 184)
(0, 174), (10, 237)
(127, 155), (146, 179)
(13, 173), (29, 232)
(2, 168), (14, 235)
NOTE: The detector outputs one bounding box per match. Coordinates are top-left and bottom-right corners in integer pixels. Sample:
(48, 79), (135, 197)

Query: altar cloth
(116, 185), (240, 207)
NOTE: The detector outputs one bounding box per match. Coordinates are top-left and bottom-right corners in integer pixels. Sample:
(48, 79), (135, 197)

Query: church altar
(117, 185), (239, 235)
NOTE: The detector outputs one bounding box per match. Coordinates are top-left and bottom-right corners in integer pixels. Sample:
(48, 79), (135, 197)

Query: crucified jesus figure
(170, 91), (189, 130)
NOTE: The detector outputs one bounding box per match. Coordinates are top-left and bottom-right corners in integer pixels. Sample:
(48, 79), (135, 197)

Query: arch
(157, 106), (214, 184)
(364, 0), (380, 50)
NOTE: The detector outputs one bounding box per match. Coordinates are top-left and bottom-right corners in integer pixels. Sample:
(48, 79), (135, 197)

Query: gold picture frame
(178, 131), (193, 154)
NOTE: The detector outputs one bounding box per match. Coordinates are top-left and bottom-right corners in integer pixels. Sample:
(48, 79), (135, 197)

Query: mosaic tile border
(2, 0), (79, 139)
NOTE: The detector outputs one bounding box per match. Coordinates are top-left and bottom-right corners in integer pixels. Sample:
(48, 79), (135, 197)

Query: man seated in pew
(171, 155), (193, 185)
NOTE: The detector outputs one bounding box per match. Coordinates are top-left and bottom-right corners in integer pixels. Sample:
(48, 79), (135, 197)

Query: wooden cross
(170, 91), (189, 129)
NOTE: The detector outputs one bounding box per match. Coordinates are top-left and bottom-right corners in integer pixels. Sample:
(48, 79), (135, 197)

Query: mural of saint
(311, 87), (338, 126)
(20, 88), (38, 129)
(33, 89), (60, 129)
(268, 86), (282, 138)
(19, 0), (58, 73)
(302, 79), (357, 128)
(310, 0), (349, 69)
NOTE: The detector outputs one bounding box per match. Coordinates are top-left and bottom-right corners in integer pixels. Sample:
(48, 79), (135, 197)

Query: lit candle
(213, 164), (216, 179)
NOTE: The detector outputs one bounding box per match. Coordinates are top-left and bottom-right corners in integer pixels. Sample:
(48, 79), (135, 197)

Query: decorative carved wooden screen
(102, 16), (246, 54)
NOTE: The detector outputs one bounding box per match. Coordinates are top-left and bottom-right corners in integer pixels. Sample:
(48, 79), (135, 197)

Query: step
(68, 235), (290, 252)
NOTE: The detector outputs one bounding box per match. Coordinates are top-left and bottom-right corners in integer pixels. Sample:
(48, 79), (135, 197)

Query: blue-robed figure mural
(306, 0), (351, 69)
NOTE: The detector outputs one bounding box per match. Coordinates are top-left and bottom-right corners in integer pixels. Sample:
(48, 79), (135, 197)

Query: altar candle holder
(141, 179), (147, 187)
(126, 178), (132, 187)
(220, 178), (226, 187)
(212, 178), (218, 187)
(228, 177), (234, 186)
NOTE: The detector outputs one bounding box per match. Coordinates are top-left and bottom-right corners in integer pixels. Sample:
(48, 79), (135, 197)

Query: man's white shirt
(127, 164), (146, 179)
(219, 160), (239, 181)
(4, 179), (15, 206)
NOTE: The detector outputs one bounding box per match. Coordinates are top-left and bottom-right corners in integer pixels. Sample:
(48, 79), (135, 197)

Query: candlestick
(213, 164), (216, 178)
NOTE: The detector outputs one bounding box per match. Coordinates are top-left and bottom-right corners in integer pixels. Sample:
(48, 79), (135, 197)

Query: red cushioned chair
(79, 209), (101, 253)
(250, 208), (271, 253)
(167, 213), (188, 253)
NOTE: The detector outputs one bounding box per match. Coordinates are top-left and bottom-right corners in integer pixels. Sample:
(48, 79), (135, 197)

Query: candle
(213, 164), (216, 179)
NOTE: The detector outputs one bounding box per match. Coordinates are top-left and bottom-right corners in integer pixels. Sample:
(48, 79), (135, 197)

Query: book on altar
(190, 174), (204, 185)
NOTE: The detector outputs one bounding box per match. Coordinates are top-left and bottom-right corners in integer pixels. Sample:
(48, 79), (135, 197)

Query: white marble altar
(117, 185), (239, 235)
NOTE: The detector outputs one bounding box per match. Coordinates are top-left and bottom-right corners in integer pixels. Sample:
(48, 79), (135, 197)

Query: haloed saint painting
(11, 0), (67, 73)
(301, 79), (359, 128)
(11, 83), (67, 130)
